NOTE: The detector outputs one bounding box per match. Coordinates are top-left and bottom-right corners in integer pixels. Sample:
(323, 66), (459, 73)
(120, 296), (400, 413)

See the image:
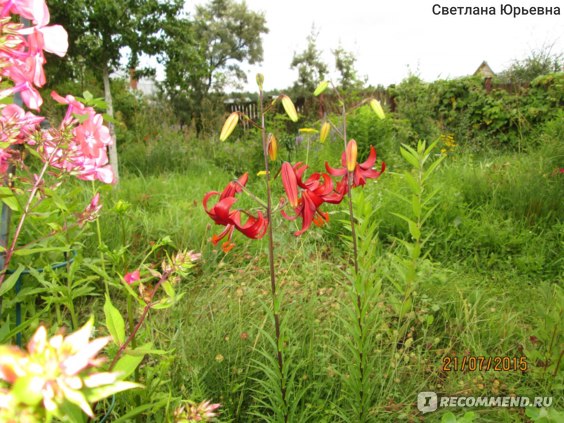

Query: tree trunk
(103, 66), (120, 184)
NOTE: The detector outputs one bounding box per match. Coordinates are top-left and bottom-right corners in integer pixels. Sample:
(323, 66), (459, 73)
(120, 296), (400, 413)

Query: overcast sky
(184, 0), (563, 91)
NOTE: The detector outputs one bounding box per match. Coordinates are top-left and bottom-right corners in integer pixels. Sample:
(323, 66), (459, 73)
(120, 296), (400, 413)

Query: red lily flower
(281, 162), (343, 236)
(325, 140), (385, 194)
(203, 173), (268, 252)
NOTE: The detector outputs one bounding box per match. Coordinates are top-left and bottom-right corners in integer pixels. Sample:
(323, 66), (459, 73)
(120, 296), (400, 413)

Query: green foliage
(432, 72), (564, 148)
(499, 45), (563, 84)
(48, 0), (183, 77)
(346, 104), (398, 161)
(389, 75), (441, 145)
(441, 411), (477, 423)
(526, 407), (564, 423)
(333, 46), (364, 91)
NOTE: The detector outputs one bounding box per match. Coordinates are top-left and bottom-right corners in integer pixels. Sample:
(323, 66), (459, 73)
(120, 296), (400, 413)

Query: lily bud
(280, 95), (298, 122)
(299, 128), (318, 134)
(267, 133), (278, 161)
(345, 140), (358, 172)
(219, 112), (239, 141)
(314, 80), (329, 96)
(370, 99), (385, 120)
(256, 73), (264, 90)
(320, 122), (330, 143)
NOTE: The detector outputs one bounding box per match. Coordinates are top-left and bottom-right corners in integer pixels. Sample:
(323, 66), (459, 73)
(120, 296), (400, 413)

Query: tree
(290, 27), (328, 93)
(333, 46), (364, 91)
(161, 0), (268, 135)
(47, 0), (183, 183)
(499, 44), (563, 83)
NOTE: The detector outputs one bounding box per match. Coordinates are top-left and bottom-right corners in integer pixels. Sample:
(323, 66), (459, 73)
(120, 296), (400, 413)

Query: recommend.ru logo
(417, 392), (553, 414)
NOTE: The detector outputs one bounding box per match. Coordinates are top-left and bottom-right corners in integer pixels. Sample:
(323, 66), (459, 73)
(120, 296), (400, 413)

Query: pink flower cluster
(42, 92), (114, 183)
(0, 0), (114, 184)
(0, 0), (68, 110)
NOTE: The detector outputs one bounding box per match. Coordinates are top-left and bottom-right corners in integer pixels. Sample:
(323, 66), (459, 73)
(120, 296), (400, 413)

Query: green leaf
(82, 90), (93, 101)
(86, 381), (142, 403)
(425, 153), (445, 177)
(0, 264), (25, 296)
(441, 412), (457, 423)
(111, 398), (169, 423)
(104, 294), (125, 346)
(73, 112), (89, 123)
(459, 412), (477, 423)
(408, 220), (421, 240)
(0, 187), (20, 211)
(57, 401), (86, 423)
(424, 139), (439, 156)
(114, 353), (144, 379)
(390, 212), (419, 240)
(13, 246), (70, 256)
(162, 280), (175, 298)
(102, 113), (118, 124)
(400, 147), (419, 169)
(402, 172), (421, 195)
(128, 342), (167, 356)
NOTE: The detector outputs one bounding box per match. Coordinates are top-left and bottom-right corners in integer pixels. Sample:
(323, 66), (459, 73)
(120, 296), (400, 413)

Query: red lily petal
(236, 211), (268, 239)
(220, 173), (248, 200)
(353, 166), (366, 187)
(359, 146), (377, 170)
(325, 161), (347, 177)
(202, 191), (220, 213)
(294, 192), (318, 236)
(281, 207), (300, 221)
(282, 162), (299, 207)
(213, 197), (238, 222)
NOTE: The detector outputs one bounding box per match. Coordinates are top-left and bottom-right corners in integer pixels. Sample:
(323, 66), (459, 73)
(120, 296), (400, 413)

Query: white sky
(183, 0), (563, 91)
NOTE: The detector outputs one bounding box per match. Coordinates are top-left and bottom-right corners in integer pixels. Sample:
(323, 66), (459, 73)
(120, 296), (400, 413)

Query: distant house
(136, 79), (158, 97)
(473, 61), (495, 92)
(129, 68), (158, 96)
(473, 61), (495, 78)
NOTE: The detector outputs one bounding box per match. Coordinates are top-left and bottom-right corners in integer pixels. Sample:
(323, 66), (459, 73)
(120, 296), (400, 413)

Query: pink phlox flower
(2, 65), (42, 109)
(51, 91), (93, 124)
(20, 24), (68, 58)
(74, 113), (112, 158)
(0, 0), (50, 26)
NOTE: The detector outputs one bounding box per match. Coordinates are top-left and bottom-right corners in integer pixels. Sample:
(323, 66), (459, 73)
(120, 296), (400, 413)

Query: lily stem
(259, 88), (287, 422)
(341, 99), (365, 421)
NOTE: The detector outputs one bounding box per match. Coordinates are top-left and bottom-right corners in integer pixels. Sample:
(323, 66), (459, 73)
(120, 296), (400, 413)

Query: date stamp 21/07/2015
(442, 356), (528, 372)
